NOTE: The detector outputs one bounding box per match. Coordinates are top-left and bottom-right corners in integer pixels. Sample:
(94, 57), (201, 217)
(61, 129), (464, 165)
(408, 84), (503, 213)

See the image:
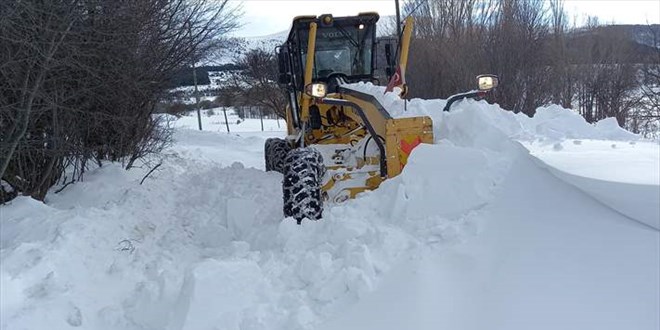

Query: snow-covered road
(524, 139), (660, 229)
(2, 100), (659, 330)
(322, 150), (659, 330)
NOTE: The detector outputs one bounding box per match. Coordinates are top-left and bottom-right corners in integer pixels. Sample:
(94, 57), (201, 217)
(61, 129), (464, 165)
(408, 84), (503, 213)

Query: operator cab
(278, 13), (379, 90)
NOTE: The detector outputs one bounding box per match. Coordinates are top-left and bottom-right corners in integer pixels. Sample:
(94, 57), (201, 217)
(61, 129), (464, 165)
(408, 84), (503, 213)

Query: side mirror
(477, 74), (499, 91)
(304, 83), (328, 98)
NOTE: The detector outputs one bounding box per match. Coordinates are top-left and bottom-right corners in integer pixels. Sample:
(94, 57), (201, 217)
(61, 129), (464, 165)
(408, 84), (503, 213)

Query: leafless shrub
(233, 49), (288, 119)
(405, 0), (654, 134)
(0, 0), (239, 200)
(629, 25), (660, 138)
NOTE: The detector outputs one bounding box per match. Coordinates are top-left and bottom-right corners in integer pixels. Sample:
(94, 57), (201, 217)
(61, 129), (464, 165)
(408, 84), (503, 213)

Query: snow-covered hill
(212, 32), (286, 65)
(2, 89), (658, 330)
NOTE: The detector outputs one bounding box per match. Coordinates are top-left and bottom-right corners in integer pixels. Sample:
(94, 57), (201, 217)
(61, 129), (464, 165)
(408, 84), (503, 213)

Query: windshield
(300, 24), (374, 79)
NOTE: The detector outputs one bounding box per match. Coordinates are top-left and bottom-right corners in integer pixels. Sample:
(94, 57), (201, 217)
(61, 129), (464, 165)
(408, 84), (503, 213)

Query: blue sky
(230, 0), (660, 37)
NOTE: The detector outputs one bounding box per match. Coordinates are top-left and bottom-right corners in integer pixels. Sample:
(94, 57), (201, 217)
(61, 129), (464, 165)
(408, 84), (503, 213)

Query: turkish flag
(384, 65), (405, 94)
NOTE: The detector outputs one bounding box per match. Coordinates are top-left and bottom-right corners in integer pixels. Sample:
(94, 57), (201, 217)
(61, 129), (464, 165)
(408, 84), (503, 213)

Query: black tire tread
(283, 148), (325, 222)
(264, 138), (291, 173)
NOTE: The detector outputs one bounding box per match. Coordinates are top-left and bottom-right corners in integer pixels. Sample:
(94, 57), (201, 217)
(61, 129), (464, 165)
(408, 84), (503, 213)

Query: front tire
(264, 138), (290, 173)
(283, 148), (325, 223)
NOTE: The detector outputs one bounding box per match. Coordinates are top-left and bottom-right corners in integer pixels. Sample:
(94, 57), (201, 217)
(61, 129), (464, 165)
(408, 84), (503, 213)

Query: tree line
(213, 0), (659, 138)
(1, 0), (238, 201)
(403, 0), (659, 137)
(4, 0), (656, 202)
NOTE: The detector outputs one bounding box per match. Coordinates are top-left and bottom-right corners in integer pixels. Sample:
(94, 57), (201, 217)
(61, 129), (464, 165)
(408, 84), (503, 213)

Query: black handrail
(442, 90), (487, 112)
(317, 98), (388, 178)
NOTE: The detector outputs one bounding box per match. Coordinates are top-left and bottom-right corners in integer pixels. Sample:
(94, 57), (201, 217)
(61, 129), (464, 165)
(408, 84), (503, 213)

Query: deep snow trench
(1, 90), (659, 330)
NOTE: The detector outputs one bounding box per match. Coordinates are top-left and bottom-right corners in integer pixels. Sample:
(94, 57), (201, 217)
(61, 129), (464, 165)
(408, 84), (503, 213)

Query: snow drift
(346, 82), (659, 229)
(524, 139), (660, 229)
(1, 85), (658, 330)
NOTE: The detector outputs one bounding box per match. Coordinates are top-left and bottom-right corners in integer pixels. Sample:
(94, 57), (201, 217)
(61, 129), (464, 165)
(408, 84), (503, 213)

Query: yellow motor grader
(265, 13), (498, 222)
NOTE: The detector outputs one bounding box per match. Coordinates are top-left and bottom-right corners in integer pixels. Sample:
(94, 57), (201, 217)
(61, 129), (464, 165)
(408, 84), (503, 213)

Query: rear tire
(283, 148), (325, 223)
(264, 138), (290, 173)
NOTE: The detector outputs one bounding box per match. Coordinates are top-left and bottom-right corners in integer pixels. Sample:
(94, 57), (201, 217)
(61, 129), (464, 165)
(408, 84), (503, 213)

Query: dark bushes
(0, 0), (238, 201)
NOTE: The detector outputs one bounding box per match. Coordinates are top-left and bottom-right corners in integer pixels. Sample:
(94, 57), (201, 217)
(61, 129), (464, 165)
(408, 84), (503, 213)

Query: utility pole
(222, 106), (230, 133)
(395, 0), (401, 42)
(189, 22), (202, 131)
(192, 60), (202, 131)
(259, 107), (264, 131)
(221, 89), (231, 133)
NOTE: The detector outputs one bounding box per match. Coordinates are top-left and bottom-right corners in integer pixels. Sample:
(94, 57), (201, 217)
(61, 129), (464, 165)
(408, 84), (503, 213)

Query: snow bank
(1, 160), (286, 330)
(525, 140), (660, 229)
(0, 103), (513, 330)
(2, 82), (658, 330)
(346, 82), (657, 228)
(523, 139), (659, 185)
(345, 82), (641, 142)
(320, 152), (660, 330)
(543, 166), (660, 229)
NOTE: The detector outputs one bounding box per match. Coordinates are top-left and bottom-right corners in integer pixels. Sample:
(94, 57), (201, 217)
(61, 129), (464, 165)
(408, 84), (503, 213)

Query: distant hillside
(566, 24), (660, 63)
(629, 24), (660, 49)
(216, 32), (287, 65)
(171, 23), (659, 88)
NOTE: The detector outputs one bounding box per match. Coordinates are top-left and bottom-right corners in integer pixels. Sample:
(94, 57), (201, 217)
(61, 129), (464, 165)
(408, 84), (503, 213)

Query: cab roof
(285, 12), (380, 43)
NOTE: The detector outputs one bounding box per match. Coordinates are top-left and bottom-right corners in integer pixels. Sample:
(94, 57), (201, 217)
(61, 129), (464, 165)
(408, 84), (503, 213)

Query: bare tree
(0, 1), (76, 192)
(234, 49), (288, 119)
(547, 0), (574, 108)
(574, 23), (640, 126)
(407, 0), (554, 115)
(630, 24), (660, 138)
(0, 0), (240, 201)
(404, 0), (650, 129)
(408, 0), (490, 99)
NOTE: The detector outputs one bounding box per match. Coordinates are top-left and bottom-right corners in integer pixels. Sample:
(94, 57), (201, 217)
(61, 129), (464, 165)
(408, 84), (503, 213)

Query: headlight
(477, 74), (499, 91)
(305, 83), (328, 98)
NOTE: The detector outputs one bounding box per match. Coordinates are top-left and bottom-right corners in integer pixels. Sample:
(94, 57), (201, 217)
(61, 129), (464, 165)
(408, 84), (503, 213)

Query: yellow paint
(279, 14), (434, 202)
(300, 22), (317, 122)
(399, 17), (413, 78)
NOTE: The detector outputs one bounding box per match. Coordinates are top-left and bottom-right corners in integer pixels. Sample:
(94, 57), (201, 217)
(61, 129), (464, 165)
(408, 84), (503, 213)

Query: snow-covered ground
(524, 139), (660, 229)
(174, 109), (284, 134)
(1, 91), (659, 330)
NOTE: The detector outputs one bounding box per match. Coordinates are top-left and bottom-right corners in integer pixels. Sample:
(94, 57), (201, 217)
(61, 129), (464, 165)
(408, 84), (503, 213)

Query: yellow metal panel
(385, 116), (434, 177)
(300, 22), (318, 122)
(365, 174), (383, 189)
(399, 17), (414, 77)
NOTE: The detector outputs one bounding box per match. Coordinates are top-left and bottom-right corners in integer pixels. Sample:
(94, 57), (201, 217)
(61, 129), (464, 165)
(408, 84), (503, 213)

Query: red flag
(384, 65), (405, 94)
